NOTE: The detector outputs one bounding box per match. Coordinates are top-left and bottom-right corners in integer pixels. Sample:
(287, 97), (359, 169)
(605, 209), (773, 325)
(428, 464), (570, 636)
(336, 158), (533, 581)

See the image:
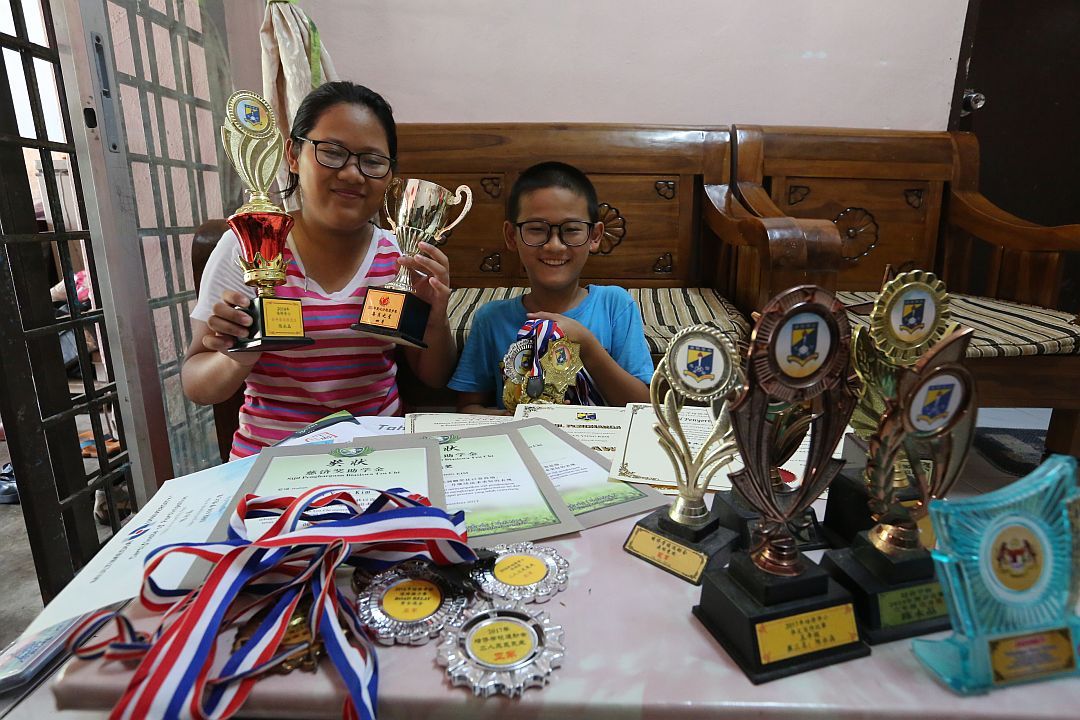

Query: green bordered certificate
(512, 419), (666, 528)
(222, 435), (445, 540)
(417, 424), (583, 546)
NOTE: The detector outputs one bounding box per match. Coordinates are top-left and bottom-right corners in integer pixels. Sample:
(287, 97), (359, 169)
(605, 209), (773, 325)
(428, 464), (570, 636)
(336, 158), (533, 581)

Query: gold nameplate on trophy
(624, 525), (709, 583)
(755, 604), (861, 665)
(261, 298), (305, 337)
(357, 289), (406, 330)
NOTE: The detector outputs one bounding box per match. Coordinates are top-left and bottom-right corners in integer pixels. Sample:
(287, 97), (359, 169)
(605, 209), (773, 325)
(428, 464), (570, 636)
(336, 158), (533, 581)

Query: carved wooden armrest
(703, 182), (843, 310)
(949, 189), (1080, 253)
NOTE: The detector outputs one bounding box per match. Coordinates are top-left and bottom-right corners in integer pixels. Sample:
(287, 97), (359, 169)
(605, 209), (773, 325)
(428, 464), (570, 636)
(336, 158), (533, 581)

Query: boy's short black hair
(507, 162), (599, 223)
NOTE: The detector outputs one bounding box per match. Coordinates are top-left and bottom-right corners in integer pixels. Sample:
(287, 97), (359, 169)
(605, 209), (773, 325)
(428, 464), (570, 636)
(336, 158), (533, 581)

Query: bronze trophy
(694, 286), (869, 683)
(220, 91), (312, 352)
(623, 326), (743, 584)
(352, 178), (472, 348)
(821, 326), (975, 643)
(823, 268), (953, 544)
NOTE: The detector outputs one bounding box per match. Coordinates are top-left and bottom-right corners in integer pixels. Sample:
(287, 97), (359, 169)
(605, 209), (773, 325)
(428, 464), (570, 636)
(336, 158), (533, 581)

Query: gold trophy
(623, 325), (743, 584)
(694, 286), (869, 683)
(822, 326), (975, 643)
(352, 178), (472, 348)
(823, 268), (953, 544)
(220, 90), (312, 352)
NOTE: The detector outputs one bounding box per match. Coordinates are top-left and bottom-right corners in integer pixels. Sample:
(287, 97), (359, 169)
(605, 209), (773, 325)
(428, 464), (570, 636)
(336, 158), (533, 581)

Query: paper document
(513, 404), (629, 461)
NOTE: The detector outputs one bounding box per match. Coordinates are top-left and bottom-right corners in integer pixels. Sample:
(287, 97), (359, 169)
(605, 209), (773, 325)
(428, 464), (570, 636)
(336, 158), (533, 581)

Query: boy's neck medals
(501, 337), (535, 413)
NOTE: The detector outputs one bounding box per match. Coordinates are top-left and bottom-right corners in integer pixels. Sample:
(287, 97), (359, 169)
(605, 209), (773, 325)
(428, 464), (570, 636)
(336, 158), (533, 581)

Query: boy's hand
(398, 241), (451, 317)
(526, 312), (601, 356)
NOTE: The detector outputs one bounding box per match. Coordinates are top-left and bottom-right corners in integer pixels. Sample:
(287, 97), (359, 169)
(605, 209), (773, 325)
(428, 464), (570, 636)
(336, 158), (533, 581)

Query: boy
(449, 162), (653, 413)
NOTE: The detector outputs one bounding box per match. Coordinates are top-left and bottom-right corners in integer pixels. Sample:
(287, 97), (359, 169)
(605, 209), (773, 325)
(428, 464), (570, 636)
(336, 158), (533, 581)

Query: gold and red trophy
(220, 90), (312, 352)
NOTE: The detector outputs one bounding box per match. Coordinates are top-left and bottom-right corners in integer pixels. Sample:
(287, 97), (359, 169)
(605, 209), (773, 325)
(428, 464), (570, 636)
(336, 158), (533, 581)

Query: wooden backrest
(733, 125), (954, 290)
(394, 124), (730, 288)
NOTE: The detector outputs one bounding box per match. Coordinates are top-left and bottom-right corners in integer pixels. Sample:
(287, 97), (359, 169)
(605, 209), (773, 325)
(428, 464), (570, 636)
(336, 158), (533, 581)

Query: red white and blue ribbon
(515, 318), (604, 406)
(68, 485), (475, 720)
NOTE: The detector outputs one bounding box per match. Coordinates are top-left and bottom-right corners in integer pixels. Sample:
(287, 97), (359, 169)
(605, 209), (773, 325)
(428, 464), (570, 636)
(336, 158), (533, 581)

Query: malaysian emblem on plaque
(913, 454), (1080, 694)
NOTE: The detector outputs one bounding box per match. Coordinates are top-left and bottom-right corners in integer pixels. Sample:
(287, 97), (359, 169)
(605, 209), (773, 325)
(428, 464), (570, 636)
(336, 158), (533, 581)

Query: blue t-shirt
(448, 285), (654, 408)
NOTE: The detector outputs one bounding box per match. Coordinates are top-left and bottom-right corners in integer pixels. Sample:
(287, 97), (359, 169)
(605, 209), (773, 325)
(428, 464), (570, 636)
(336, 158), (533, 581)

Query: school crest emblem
(786, 321), (820, 367)
(900, 298), (926, 334)
(683, 345), (715, 382)
(243, 103), (261, 126)
(576, 412), (597, 421)
(917, 383), (954, 424)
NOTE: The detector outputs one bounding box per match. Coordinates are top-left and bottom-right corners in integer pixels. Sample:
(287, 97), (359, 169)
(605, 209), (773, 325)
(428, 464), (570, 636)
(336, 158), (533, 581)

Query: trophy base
(694, 551), (869, 684)
(822, 436), (923, 548)
(352, 287), (431, 349)
(821, 534), (949, 644)
(714, 489), (828, 551)
(229, 296), (314, 353)
(623, 502), (738, 585)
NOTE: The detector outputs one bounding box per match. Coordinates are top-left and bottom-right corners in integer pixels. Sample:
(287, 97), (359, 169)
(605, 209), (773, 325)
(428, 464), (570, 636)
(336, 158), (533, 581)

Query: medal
(471, 542), (569, 604)
(501, 337), (534, 413)
(436, 600), (564, 697)
(356, 559), (471, 646)
(539, 337), (582, 401)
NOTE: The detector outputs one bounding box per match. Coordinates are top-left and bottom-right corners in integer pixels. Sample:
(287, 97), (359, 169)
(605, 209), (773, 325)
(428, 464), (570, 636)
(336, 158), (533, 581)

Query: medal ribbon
(515, 319), (604, 405)
(69, 485), (475, 720)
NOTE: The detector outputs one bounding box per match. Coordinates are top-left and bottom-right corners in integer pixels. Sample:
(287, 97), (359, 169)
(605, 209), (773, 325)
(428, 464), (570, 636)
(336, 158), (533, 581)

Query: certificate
(513, 404), (629, 461)
(405, 412), (513, 434)
(610, 402), (741, 489)
(24, 456), (256, 638)
(228, 435), (444, 540)
(415, 424), (581, 546)
(513, 419), (666, 528)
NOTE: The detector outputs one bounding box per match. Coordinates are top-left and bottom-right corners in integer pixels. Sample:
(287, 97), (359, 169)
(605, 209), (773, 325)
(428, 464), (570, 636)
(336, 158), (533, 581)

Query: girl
(182, 82), (454, 458)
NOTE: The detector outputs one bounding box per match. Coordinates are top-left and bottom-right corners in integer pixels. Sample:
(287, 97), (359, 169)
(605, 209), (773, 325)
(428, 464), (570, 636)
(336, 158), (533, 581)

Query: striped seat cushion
(838, 291), (1080, 359)
(447, 287), (750, 357)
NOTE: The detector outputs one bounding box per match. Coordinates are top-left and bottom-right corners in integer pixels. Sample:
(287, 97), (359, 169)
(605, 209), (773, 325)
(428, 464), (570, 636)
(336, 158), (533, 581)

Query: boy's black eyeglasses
(514, 220), (595, 247)
(294, 137), (394, 179)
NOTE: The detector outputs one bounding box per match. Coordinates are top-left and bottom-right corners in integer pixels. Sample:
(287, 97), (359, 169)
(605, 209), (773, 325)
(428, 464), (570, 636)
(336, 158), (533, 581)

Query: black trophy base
(823, 435), (923, 548)
(623, 502), (738, 585)
(695, 551), (869, 684)
(821, 533), (949, 644)
(714, 489), (828, 551)
(228, 296), (314, 353)
(352, 287), (431, 349)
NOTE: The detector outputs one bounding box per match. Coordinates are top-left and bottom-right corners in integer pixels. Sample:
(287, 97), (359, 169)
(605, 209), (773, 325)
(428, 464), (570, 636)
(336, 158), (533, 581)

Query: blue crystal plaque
(912, 454), (1080, 694)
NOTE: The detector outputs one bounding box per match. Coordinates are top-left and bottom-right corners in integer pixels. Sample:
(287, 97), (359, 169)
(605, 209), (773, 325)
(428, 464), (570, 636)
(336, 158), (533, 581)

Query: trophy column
(821, 326), (975, 643)
(693, 286), (869, 683)
(220, 90), (312, 352)
(823, 269), (952, 544)
(352, 178), (472, 348)
(623, 326), (743, 584)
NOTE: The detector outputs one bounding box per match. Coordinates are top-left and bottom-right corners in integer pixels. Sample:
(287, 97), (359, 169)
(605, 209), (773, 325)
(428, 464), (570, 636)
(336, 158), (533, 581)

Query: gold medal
(539, 337), (582, 401)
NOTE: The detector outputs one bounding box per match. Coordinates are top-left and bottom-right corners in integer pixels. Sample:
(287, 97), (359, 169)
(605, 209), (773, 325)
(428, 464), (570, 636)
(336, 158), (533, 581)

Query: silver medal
(356, 559), (470, 646)
(472, 542), (569, 604)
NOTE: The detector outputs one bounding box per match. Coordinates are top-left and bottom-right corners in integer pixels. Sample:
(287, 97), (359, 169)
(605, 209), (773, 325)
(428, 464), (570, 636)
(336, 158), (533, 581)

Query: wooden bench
(715, 125), (1080, 457)
(194, 124), (831, 461)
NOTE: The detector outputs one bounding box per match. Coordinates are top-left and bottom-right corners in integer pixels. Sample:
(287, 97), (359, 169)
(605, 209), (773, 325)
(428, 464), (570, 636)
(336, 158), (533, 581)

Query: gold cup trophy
(220, 91), (312, 352)
(821, 325), (976, 643)
(822, 268), (954, 544)
(352, 178), (472, 348)
(694, 286), (869, 683)
(623, 325), (744, 584)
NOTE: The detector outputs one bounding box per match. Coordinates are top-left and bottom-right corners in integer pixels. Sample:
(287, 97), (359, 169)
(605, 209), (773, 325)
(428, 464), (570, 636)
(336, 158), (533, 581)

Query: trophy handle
(383, 178), (403, 233)
(434, 184), (473, 245)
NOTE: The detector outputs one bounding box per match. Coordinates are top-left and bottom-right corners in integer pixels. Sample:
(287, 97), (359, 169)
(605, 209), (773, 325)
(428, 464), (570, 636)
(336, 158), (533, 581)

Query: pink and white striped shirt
(191, 227), (402, 458)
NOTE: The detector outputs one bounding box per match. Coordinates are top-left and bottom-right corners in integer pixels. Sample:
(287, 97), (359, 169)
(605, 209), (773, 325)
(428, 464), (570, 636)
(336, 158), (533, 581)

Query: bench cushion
(839, 291), (1080, 359)
(447, 287), (750, 358)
